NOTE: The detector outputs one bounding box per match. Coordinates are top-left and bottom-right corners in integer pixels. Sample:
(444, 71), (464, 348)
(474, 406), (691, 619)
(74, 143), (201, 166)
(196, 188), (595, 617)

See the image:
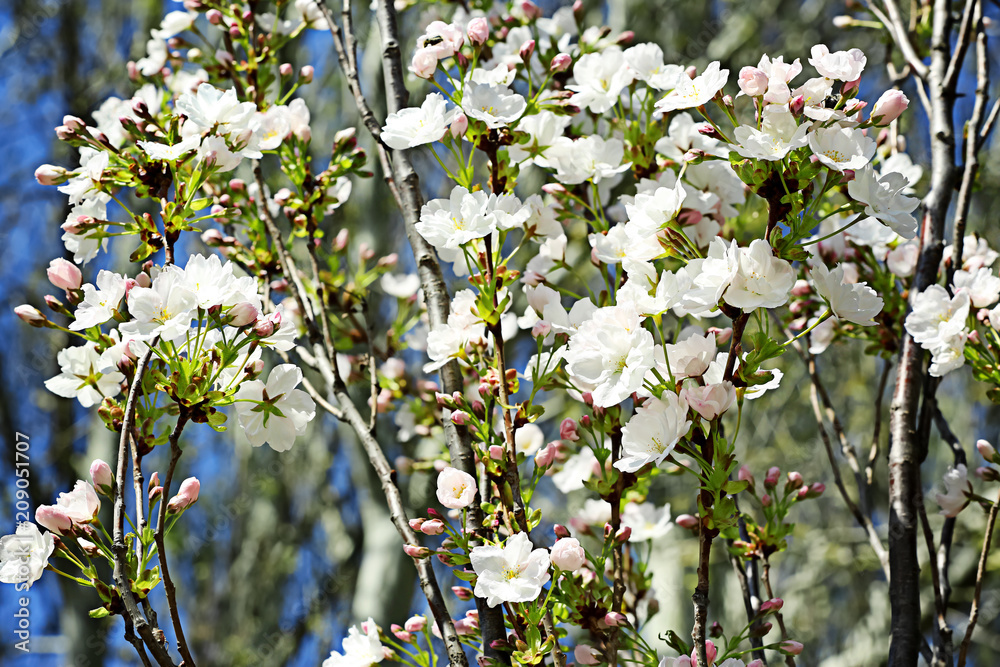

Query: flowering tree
(5, 1), (1000, 666)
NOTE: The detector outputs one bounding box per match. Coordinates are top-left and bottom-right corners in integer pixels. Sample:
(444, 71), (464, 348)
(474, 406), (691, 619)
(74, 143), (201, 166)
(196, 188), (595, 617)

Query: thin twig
(153, 411), (196, 667)
(761, 558), (794, 667)
(111, 345), (176, 667)
(957, 485), (1000, 665)
(866, 360), (892, 487)
(873, 0), (929, 79)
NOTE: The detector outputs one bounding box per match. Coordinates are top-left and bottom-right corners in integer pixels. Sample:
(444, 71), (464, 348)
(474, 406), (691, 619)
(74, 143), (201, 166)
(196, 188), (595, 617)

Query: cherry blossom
(470, 532), (551, 608)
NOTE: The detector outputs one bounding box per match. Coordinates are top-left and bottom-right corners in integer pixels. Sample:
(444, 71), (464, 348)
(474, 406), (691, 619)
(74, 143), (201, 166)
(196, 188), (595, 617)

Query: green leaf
(89, 607), (111, 619)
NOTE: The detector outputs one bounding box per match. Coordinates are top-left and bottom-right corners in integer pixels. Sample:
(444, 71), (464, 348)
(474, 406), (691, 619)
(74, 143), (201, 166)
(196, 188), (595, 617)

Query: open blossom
(121, 266), (198, 342)
(808, 126), (876, 172)
(847, 165), (920, 239)
(36, 480), (100, 530)
(935, 464), (970, 517)
(665, 331), (717, 378)
(680, 380), (737, 420)
(654, 61), (729, 113)
(808, 44), (866, 81)
(436, 467), (477, 509)
(322, 618), (384, 667)
(138, 135), (201, 161)
(726, 240), (796, 310)
(622, 501), (673, 541)
(381, 93), (457, 150)
(45, 342), (125, 408)
(0, 523), (55, 589)
(952, 268), (1000, 308)
(756, 54), (803, 104)
(564, 304), (656, 407)
(731, 105), (811, 161)
(71, 270), (126, 330)
(416, 186), (493, 250)
(616, 393), (692, 473)
(623, 43), (684, 89)
(461, 82), (526, 129)
(176, 83), (256, 136)
(234, 364), (316, 452)
(568, 47), (633, 113)
(547, 136), (631, 184)
(810, 263), (884, 325)
(905, 285), (970, 377)
(470, 532), (551, 608)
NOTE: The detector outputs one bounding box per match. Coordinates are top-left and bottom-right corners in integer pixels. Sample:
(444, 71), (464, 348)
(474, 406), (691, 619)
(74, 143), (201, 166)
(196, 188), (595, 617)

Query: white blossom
(234, 364), (316, 452)
(381, 93), (457, 150)
(471, 532), (551, 608)
(616, 393), (691, 473)
(0, 523), (55, 589)
(654, 61), (729, 113)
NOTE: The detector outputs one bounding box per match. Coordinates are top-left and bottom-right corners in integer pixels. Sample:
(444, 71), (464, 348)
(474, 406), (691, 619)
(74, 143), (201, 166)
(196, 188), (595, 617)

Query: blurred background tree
(0, 0), (997, 665)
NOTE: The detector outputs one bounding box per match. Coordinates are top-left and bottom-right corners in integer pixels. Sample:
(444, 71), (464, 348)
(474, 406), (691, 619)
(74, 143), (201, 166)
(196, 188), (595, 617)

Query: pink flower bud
(488, 445), (504, 460)
(534, 442), (558, 468)
(279, 62), (293, 77)
(404, 615), (426, 633)
(869, 89), (908, 125)
(420, 519), (445, 535)
(761, 493), (772, 507)
(676, 514), (699, 529)
(738, 66), (768, 97)
(167, 477), (200, 513)
(978, 439), (997, 462)
(553, 524), (571, 539)
(403, 544), (432, 558)
(451, 411), (471, 426)
(90, 459), (114, 493)
(842, 77), (860, 94)
(392, 625), (414, 643)
(551, 537), (586, 571)
(615, 526), (631, 543)
(253, 318), (275, 337)
(531, 320), (551, 338)
(207, 8), (223, 24)
(765, 466), (781, 487)
(227, 302), (259, 327)
(738, 465), (754, 487)
(450, 113), (468, 139)
(560, 418), (579, 441)
(451, 586), (474, 601)
(409, 47), (438, 79)
(604, 611), (627, 627)
(467, 17), (489, 45)
(519, 39), (536, 62)
(15, 305), (47, 327)
(747, 661), (764, 667)
(408, 518), (425, 531)
(35, 164), (70, 186)
(299, 65), (314, 83)
(760, 598), (784, 613)
(62, 115), (85, 131)
(550, 52), (572, 73)
(149, 485), (163, 502)
(786, 471), (804, 490)
(789, 95), (806, 116)
(780, 640), (804, 655)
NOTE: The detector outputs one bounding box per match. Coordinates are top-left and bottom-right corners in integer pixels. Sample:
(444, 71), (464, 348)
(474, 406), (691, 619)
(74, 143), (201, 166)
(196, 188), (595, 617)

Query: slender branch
(761, 558), (794, 667)
(809, 379), (891, 580)
(947, 3), (989, 284)
(332, 379), (470, 667)
(153, 411), (195, 667)
(732, 506), (766, 664)
(933, 408), (967, 611)
(111, 345), (177, 667)
(957, 485), (1000, 665)
(606, 430), (627, 667)
(874, 0), (930, 79)
(866, 360), (892, 487)
(887, 1), (959, 662)
(918, 499), (953, 666)
(124, 617), (155, 667)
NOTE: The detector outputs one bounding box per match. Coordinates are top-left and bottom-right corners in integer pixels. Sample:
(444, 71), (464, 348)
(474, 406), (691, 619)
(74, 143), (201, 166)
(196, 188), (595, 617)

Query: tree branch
(153, 411), (196, 667)
(957, 485), (1000, 665)
(112, 344), (177, 667)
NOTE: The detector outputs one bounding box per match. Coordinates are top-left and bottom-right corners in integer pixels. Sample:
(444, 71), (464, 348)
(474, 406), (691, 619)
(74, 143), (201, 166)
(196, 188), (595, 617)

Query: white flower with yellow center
(471, 532), (550, 608)
(808, 126), (875, 172)
(616, 393), (691, 473)
(654, 61), (729, 113)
